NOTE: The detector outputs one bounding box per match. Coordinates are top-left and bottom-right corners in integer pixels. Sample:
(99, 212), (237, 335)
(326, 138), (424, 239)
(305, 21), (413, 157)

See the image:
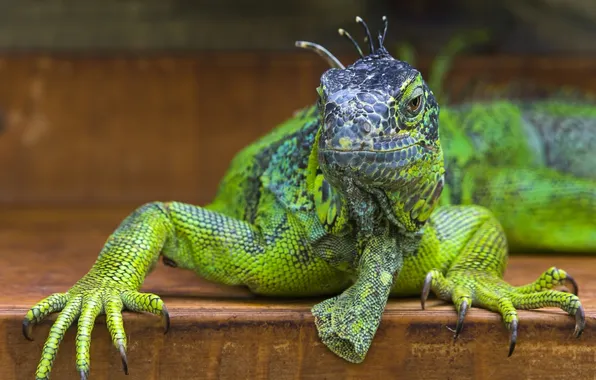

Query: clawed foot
(23, 285), (169, 379)
(421, 266), (584, 356)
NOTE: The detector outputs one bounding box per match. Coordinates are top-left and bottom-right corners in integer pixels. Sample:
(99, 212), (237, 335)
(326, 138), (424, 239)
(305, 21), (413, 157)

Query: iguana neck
(381, 148), (446, 233)
(381, 178), (444, 233)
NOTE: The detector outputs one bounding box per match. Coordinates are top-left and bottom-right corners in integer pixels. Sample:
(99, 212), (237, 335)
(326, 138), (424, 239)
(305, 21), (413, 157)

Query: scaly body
(23, 17), (586, 380)
(440, 99), (596, 251)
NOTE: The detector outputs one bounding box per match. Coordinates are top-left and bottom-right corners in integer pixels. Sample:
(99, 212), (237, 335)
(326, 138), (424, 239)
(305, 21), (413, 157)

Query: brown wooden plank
(0, 54), (596, 207)
(0, 206), (595, 379)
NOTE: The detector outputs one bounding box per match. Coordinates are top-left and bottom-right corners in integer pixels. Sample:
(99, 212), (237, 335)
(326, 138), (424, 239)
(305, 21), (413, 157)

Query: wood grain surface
(0, 207), (594, 379)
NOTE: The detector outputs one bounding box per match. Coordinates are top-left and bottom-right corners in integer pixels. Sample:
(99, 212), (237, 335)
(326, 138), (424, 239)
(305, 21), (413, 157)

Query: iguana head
(298, 17), (445, 229)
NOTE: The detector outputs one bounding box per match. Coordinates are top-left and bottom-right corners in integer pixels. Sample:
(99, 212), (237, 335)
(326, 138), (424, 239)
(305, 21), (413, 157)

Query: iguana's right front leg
(24, 202), (257, 379)
(25, 201), (351, 379)
(24, 202), (268, 380)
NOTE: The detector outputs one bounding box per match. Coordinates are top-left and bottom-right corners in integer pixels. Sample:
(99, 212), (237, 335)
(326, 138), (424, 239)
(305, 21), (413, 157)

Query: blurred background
(0, 0), (595, 207)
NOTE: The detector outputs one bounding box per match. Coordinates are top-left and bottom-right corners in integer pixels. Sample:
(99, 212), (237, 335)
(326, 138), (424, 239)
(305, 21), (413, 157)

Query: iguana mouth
(323, 145), (415, 154)
(324, 135), (419, 153)
(322, 142), (435, 154)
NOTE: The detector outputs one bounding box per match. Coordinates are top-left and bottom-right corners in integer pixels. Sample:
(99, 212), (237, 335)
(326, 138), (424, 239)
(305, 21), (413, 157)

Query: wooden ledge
(1, 206), (595, 379)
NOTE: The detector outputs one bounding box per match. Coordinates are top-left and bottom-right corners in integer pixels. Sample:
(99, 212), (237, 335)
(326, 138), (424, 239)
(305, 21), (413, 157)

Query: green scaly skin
(23, 17), (586, 379)
(399, 37), (596, 253)
(439, 100), (596, 252)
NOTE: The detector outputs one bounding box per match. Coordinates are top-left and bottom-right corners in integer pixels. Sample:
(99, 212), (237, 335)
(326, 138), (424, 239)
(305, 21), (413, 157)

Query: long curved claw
(119, 342), (129, 375)
(104, 295), (129, 375)
(454, 299), (468, 340)
(22, 319), (34, 341)
(521, 267), (580, 296)
(421, 272), (433, 310)
(574, 305), (585, 338)
(162, 304), (170, 334)
(508, 319), (518, 357)
(75, 297), (102, 378)
(510, 272), (584, 342)
(566, 273), (579, 296)
(23, 292), (68, 343)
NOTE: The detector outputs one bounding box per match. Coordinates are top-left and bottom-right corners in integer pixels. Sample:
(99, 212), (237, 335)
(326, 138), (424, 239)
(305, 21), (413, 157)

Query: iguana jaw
(320, 140), (437, 154)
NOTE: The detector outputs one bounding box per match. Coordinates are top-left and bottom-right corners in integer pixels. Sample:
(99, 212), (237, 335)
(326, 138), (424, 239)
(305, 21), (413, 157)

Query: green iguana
(23, 16), (588, 380)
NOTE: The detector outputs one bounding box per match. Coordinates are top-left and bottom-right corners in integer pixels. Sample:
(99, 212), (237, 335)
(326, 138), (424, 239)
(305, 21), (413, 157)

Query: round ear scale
(295, 41), (346, 69)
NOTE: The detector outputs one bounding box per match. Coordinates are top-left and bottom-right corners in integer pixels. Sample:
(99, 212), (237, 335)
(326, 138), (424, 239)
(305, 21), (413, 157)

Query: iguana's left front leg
(312, 232), (402, 363)
(410, 205), (585, 355)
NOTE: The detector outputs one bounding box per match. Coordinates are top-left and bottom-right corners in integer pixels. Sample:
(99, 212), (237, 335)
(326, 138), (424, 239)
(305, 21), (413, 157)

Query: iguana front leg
(24, 201), (346, 379)
(312, 232), (402, 363)
(24, 203), (177, 380)
(397, 205), (585, 355)
(24, 202), (251, 379)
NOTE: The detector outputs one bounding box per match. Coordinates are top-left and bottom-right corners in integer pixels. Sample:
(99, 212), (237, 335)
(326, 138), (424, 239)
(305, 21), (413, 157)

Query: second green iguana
(23, 16), (588, 379)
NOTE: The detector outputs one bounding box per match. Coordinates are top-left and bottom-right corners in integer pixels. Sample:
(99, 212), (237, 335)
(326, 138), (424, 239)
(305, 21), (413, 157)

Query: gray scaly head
(298, 17), (445, 233)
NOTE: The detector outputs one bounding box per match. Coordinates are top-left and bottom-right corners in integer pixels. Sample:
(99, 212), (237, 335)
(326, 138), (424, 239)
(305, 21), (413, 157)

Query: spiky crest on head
(295, 16), (391, 69)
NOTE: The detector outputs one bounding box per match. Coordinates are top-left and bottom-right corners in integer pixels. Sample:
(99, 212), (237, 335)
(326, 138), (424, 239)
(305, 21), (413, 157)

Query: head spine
(355, 16), (375, 54)
(378, 16), (388, 47)
(295, 16), (390, 68)
(294, 41), (346, 69)
(338, 28), (364, 58)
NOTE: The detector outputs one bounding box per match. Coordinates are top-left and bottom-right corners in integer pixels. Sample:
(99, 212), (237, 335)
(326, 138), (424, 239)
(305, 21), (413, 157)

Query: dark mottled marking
(404, 193), (420, 212)
(321, 180), (330, 202)
(162, 256), (177, 268)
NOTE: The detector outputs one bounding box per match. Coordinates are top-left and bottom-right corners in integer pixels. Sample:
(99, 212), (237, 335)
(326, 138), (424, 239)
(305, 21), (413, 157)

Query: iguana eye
(407, 95), (422, 114)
